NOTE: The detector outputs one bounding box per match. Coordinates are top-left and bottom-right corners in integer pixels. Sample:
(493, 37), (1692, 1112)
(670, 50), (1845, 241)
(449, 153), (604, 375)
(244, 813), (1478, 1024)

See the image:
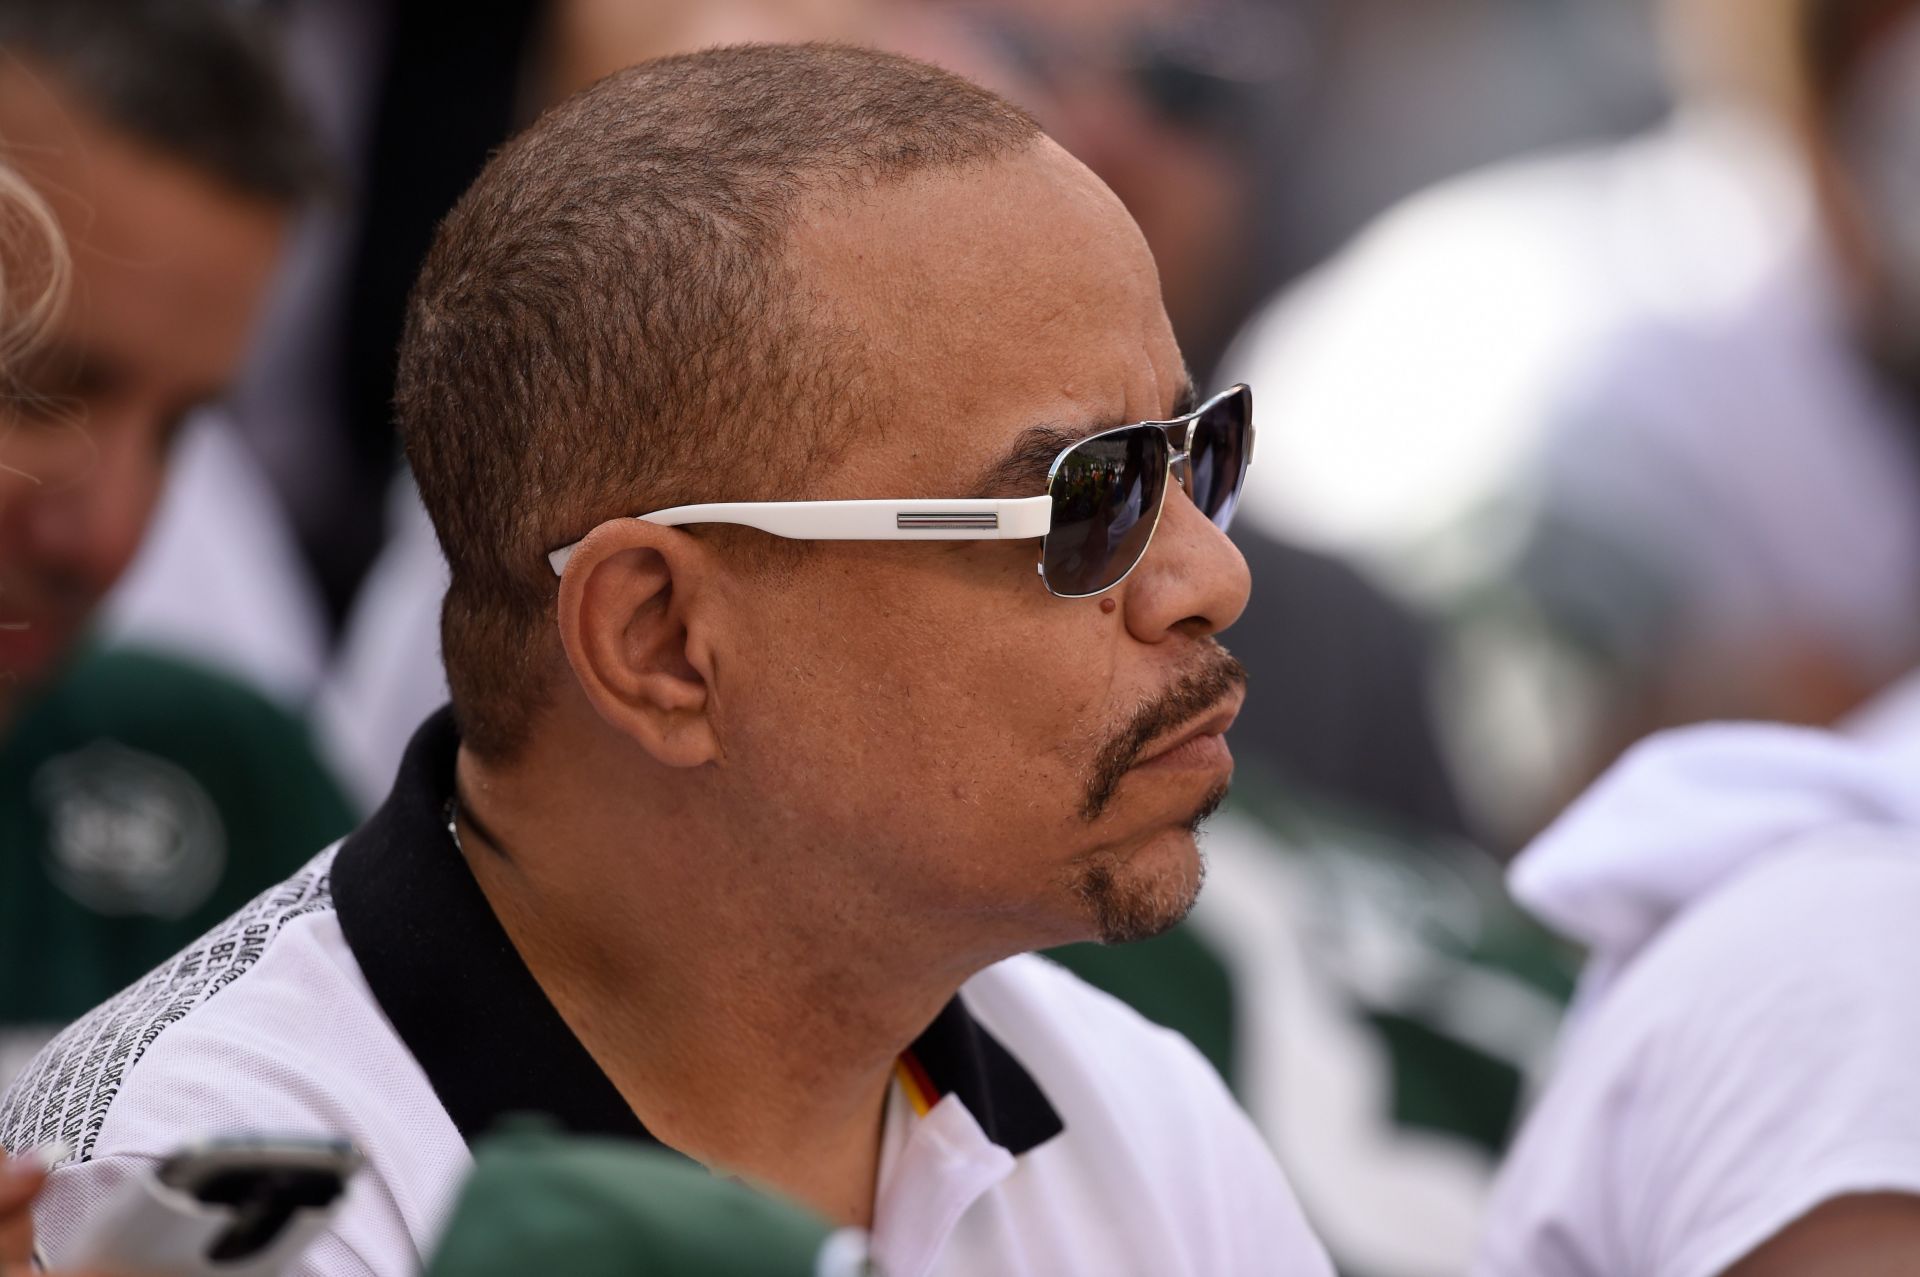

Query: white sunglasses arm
(546, 495), (1052, 575)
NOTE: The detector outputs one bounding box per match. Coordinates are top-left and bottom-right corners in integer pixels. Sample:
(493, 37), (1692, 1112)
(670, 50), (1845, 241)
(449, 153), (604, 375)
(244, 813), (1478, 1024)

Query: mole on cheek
(1100, 597), (1117, 615)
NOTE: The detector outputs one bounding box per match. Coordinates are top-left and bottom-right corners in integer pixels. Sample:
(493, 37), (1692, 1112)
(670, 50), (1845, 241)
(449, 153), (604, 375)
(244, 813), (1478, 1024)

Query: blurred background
(8, 0), (1919, 1274)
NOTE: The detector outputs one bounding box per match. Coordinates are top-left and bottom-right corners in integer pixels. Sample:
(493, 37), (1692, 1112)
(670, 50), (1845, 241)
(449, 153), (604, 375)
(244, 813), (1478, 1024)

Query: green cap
(426, 1127), (876, 1277)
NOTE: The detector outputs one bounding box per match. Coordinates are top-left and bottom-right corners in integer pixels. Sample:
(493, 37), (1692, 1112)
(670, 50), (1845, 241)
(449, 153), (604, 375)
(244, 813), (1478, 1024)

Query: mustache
(1081, 642), (1248, 821)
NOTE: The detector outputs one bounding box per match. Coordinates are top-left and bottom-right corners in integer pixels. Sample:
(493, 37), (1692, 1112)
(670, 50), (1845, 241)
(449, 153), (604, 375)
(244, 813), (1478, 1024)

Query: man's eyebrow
(1171, 380), (1200, 417)
(969, 423), (1088, 498)
(966, 382), (1202, 498)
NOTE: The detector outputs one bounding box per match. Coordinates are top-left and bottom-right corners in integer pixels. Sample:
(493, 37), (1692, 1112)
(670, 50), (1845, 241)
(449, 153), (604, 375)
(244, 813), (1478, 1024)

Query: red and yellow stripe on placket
(893, 1051), (940, 1118)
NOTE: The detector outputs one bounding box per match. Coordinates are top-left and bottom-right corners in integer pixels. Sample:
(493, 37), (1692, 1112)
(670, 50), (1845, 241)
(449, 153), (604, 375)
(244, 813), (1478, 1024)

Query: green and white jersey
(1051, 773), (1576, 1277)
(0, 644), (355, 1083)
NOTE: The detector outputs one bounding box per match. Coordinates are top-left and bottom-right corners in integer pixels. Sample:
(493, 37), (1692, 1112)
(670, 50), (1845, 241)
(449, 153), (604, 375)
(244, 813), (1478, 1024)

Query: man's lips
(1133, 691), (1244, 771)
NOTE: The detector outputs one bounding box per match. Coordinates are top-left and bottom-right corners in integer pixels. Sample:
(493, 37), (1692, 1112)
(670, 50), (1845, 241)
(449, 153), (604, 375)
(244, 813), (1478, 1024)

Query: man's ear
(554, 519), (722, 768)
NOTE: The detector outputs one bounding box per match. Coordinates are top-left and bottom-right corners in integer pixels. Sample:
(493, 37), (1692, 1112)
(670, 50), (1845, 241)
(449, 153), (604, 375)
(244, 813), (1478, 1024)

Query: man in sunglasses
(4, 43), (1331, 1276)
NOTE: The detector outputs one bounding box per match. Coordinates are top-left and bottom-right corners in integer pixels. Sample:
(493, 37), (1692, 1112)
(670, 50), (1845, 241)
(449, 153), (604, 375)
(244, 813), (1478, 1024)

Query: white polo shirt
(1, 709), (1332, 1277)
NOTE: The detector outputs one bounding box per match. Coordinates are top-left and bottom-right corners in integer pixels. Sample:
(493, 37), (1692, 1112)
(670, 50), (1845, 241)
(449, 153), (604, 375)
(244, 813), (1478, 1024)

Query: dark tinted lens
(1187, 385), (1252, 530)
(1041, 425), (1169, 596)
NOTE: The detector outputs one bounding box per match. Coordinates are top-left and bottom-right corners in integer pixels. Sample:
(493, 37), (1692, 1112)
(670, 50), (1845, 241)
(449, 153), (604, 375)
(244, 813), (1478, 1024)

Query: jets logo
(32, 741), (227, 920)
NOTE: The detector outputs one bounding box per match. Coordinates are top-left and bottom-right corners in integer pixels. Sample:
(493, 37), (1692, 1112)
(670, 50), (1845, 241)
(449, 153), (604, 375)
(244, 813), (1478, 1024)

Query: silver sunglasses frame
(1037, 383), (1254, 597)
(546, 384), (1253, 598)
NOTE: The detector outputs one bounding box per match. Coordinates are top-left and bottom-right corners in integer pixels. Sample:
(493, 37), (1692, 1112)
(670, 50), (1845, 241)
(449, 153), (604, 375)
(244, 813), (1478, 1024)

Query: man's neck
(451, 744), (977, 1227)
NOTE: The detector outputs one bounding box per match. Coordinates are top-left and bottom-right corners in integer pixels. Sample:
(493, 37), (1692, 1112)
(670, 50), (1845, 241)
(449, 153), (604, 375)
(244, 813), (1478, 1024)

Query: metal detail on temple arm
(895, 512), (1000, 531)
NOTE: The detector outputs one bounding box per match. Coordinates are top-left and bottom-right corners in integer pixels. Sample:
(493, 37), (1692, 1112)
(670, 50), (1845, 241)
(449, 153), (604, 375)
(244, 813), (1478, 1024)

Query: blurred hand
(0, 1155), (47, 1276)
(0, 1155), (115, 1277)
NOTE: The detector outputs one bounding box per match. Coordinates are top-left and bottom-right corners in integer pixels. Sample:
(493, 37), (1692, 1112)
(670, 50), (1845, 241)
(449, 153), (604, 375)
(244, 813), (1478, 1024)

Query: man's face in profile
(0, 65), (285, 707)
(703, 139), (1251, 950)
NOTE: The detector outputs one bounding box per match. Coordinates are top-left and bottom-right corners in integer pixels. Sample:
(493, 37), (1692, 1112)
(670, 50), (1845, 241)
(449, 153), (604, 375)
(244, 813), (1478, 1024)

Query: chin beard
(1071, 782), (1229, 945)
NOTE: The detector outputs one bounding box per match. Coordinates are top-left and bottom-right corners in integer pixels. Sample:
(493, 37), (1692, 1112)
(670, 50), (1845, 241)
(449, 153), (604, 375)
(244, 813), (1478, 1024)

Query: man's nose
(1120, 481), (1250, 643)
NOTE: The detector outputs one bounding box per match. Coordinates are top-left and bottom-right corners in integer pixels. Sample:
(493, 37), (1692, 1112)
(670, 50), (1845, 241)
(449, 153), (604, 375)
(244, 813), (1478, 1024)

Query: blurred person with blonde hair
(0, 0), (352, 1090)
(0, 141), (58, 1277)
(0, 158), (132, 1277)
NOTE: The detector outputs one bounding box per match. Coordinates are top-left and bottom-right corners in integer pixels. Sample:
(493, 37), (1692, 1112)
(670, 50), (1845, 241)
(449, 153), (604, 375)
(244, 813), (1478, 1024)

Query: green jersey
(1050, 772), (1576, 1277)
(428, 1127), (868, 1277)
(0, 644), (355, 1079)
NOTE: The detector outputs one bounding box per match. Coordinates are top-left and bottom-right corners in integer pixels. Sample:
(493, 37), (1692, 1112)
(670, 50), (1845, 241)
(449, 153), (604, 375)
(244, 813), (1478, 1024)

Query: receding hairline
(767, 129), (1176, 480)
(779, 130), (1108, 241)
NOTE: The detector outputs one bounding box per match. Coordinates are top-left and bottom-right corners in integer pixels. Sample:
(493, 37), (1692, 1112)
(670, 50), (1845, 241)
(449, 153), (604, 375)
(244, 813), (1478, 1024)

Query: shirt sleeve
(31, 1150), (156, 1267)
(35, 1149), (402, 1277)
(1481, 833), (1920, 1277)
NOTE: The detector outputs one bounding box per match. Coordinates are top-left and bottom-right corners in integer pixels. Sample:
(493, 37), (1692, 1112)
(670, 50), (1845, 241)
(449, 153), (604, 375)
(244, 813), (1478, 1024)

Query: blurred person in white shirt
(1474, 6), (1920, 1272)
(1224, 0), (1920, 849)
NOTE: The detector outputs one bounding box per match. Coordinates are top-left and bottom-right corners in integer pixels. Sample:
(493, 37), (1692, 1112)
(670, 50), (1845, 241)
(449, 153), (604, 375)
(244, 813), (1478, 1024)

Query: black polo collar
(331, 708), (1063, 1155)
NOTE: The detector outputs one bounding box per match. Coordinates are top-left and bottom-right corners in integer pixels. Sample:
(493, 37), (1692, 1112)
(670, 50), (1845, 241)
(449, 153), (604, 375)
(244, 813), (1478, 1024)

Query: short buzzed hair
(397, 44), (1042, 760)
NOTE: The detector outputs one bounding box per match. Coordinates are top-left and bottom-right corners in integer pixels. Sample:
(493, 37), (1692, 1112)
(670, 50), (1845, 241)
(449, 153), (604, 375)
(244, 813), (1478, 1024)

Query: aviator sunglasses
(548, 384), (1254, 598)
